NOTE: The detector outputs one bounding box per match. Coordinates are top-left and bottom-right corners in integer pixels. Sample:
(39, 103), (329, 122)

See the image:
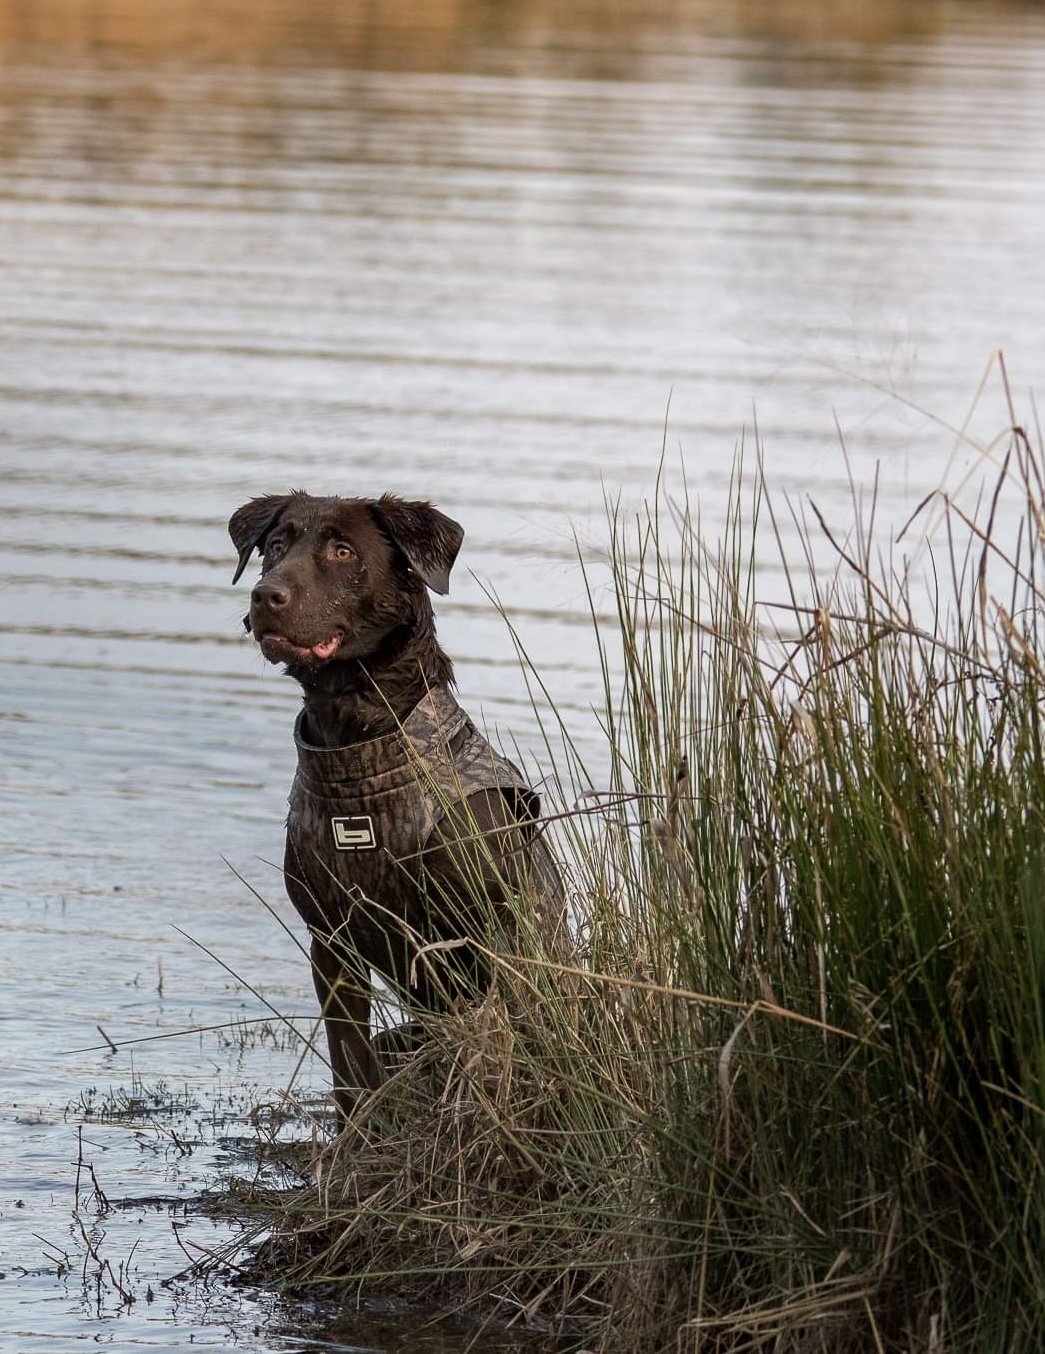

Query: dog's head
(228, 491), (464, 671)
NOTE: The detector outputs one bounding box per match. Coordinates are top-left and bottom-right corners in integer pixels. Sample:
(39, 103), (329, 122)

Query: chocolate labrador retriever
(229, 491), (558, 1119)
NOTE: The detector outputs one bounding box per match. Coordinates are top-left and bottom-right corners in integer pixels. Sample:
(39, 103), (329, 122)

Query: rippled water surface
(2, 0), (1045, 1347)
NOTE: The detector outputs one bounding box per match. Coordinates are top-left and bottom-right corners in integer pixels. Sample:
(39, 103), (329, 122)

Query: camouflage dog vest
(284, 687), (536, 959)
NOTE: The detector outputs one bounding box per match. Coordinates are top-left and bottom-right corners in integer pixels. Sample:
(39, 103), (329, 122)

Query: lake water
(2, 0), (1044, 1348)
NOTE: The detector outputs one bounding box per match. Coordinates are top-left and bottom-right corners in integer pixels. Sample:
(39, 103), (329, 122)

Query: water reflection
(0, 0), (999, 68)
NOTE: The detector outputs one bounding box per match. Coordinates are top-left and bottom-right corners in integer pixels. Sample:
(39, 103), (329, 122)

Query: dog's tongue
(311, 635), (340, 660)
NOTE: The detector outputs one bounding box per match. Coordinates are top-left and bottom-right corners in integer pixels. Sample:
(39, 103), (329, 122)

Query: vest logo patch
(331, 816), (377, 851)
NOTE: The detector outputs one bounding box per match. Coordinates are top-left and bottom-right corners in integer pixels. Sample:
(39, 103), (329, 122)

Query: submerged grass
(245, 392), (1045, 1352)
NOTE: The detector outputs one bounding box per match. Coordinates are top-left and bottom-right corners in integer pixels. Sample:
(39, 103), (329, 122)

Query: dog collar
(292, 686), (470, 789)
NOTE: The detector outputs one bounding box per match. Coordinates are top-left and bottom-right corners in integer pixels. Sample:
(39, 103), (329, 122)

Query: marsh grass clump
(247, 405), (1045, 1353)
(72, 1073), (201, 1123)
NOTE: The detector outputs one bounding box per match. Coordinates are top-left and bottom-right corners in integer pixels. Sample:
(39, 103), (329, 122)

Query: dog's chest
(286, 757), (437, 936)
(283, 688), (529, 944)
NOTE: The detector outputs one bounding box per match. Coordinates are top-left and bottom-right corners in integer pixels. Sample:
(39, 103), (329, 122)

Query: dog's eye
(334, 542), (356, 561)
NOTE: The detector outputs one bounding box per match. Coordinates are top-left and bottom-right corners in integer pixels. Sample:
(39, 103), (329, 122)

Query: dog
(229, 491), (558, 1119)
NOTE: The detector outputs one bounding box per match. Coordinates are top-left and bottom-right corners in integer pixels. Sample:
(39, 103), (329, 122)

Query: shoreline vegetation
(229, 390), (1045, 1352)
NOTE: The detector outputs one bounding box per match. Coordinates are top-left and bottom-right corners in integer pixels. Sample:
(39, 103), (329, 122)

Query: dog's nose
(252, 579), (291, 610)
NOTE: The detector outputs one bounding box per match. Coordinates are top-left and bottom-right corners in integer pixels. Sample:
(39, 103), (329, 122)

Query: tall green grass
(250, 407), (1045, 1352)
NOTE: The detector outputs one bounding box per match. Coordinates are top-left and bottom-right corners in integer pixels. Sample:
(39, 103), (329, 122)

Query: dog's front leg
(309, 931), (382, 1119)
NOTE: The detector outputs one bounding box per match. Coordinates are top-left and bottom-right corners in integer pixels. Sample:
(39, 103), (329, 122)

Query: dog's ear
(371, 495), (464, 595)
(228, 495), (291, 584)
